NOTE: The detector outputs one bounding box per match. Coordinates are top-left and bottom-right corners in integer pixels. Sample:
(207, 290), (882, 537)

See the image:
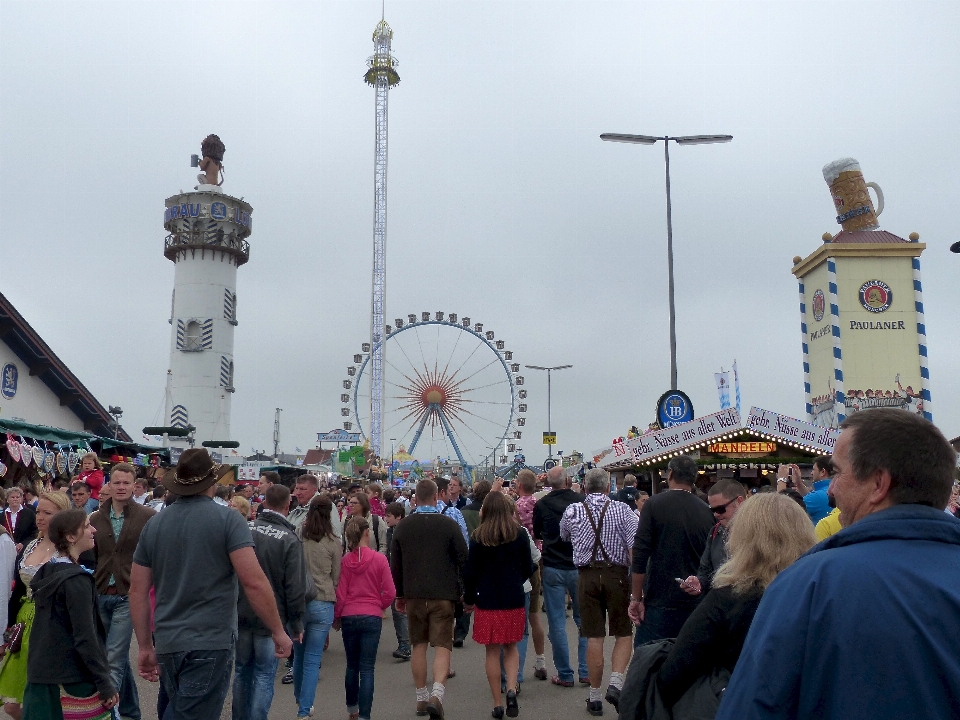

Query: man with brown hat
(130, 449), (293, 720)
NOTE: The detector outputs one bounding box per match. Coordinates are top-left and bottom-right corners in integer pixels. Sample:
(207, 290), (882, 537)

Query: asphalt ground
(131, 609), (624, 720)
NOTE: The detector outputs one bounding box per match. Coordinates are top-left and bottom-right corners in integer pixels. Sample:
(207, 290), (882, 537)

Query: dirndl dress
(0, 539), (45, 704)
(472, 607), (526, 645)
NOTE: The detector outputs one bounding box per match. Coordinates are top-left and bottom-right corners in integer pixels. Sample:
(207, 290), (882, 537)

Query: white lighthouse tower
(162, 135), (252, 448)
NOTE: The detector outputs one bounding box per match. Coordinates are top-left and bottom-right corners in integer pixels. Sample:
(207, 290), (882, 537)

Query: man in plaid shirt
(561, 467), (638, 716)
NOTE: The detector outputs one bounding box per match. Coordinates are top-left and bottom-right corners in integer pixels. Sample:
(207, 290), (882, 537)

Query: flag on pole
(733, 360), (741, 416)
(715, 370), (731, 409)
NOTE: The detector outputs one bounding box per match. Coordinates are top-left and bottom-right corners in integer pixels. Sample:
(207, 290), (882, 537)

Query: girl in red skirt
(463, 491), (534, 718)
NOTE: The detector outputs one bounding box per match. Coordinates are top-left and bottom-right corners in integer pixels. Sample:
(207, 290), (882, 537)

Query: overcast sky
(2, 0), (959, 462)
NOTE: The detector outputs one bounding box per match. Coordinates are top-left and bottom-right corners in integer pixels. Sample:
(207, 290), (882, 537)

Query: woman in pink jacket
(334, 516), (396, 720)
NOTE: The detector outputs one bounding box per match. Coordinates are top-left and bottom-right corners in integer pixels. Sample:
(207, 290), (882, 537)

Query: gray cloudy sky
(2, 1), (959, 462)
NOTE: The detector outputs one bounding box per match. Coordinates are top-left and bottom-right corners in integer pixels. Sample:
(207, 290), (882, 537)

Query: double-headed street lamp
(600, 133), (732, 390)
(524, 364), (572, 459)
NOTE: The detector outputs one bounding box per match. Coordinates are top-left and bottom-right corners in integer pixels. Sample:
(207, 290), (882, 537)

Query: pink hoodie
(335, 546), (396, 620)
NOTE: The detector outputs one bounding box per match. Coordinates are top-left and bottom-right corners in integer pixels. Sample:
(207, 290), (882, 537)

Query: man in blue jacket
(782, 455), (834, 523)
(716, 408), (960, 720)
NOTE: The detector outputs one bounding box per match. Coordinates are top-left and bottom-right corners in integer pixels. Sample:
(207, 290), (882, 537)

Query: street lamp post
(600, 133), (732, 390)
(524, 364), (572, 460)
(486, 445), (501, 481)
(390, 438), (396, 469)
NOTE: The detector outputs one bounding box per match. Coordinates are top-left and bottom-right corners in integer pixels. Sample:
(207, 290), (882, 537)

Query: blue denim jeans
(392, 601), (410, 651)
(454, 611), (471, 643)
(633, 606), (694, 648)
(232, 631), (279, 720)
(541, 565), (589, 682)
(293, 600), (335, 717)
(157, 672), (172, 720)
(341, 615), (382, 720)
(501, 591), (531, 688)
(97, 594), (140, 719)
(158, 646), (234, 720)
(119, 662), (141, 720)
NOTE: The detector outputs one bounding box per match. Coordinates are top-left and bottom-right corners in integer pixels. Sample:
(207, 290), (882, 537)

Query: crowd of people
(0, 408), (956, 719)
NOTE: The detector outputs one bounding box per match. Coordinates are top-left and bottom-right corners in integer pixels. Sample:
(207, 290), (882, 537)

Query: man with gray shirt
(130, 450), (293, 720)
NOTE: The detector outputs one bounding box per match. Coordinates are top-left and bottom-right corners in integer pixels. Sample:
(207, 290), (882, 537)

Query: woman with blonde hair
(229, 495), (251, 520)
(463, 491), (534, 718)
(656, 492), (817, 708)
(0, 491), (70, 720)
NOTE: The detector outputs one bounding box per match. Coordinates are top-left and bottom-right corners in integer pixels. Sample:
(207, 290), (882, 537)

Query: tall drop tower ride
(363, 17), (399, 457)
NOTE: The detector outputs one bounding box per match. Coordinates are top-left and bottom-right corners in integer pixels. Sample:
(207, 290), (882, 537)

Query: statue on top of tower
(198, 134), (226, 186)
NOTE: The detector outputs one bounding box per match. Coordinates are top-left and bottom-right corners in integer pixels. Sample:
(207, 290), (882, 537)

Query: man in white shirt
(4, 487), (37, 553)
(132, 480), (150, 505)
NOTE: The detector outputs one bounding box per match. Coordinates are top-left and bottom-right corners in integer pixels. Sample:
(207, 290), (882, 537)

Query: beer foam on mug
(823, 158), (861, 184)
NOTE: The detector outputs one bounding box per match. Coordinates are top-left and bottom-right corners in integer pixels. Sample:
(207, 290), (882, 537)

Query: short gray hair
(583, 468), (610, 494)
(546, 465), (566, 489)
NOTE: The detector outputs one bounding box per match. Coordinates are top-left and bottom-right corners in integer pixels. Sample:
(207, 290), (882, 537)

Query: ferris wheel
(341, 312), (526, 474)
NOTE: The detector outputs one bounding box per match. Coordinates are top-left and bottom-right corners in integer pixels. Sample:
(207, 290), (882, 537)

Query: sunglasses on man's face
(710, 498), (737, 515)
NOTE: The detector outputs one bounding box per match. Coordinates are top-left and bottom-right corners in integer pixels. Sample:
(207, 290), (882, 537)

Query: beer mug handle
(866, 182), (884, 216)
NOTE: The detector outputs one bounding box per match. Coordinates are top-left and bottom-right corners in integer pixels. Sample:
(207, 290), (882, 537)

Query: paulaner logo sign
(812, 289), (825, 322)
(858, 280), (893, 313)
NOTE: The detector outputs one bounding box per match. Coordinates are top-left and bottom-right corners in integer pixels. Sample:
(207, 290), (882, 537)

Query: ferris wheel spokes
(343, 313), (524, 480)
(407, 406), (433, 456)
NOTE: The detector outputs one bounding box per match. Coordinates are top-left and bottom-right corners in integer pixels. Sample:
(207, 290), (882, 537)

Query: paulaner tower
(364, 17), (399, 457)
(792, 157), (929, 430)
(162, 135), (253, 446)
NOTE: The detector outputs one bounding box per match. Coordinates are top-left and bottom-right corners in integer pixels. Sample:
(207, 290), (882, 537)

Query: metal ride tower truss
(363, 18), (400, 458)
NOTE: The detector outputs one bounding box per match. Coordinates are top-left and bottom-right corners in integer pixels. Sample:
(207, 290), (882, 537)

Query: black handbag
(3, 622), (24, 654)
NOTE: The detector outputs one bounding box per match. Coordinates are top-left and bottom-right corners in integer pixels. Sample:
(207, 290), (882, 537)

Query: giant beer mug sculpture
(823, 157), (884, 232)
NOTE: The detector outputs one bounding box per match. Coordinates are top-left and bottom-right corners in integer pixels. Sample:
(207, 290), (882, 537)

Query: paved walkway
(132, 611), (623, 719)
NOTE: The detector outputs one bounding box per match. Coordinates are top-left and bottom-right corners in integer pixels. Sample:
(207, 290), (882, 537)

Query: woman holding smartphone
(656, 493), (816, 707)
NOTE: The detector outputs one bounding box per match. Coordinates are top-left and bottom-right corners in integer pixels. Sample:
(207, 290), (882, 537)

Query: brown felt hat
(163, 448), (231, 496)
